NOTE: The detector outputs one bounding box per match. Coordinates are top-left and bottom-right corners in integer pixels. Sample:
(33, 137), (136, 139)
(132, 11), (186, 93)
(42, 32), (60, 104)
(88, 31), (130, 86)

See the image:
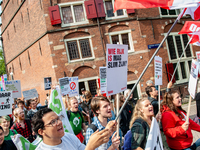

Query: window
(109, 30), (134, 52)
(159, 8), (181, 17)
(166, 33), (193, 84)
(79, 76), (98, 96)
(65, 36), (95, 62)
(59, 2), (88, 27)
(104, 0), (127, 20)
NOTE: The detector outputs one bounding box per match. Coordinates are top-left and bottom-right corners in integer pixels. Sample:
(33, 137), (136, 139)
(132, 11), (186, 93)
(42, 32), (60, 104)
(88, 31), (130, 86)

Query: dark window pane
(188, 61), (192, 72)
(62, 7), (73, 24)
(169, 10), (176, 15)
(105, 1), (114, 17)
(88, 80), (97, 96)
(167, 36), (177, 60)
(79, 82), (85, 95)
(173, 63), (179, 81)
(73, 5), (85, 22)
(180, 62), (187, 79)
(121, 33), (130, 49)
(182, 34), (192, 57)
(67, 41), (80, 60)
(79, 39), (92, 58)
(160, 8), (168, 15)
(111, 35), (119, 44)
(175, 36), (183, 57)
(117, 9), (123, 16)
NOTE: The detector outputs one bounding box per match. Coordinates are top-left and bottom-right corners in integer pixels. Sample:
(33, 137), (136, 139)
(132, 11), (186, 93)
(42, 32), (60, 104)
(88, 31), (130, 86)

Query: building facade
(1, 0), (198, 103)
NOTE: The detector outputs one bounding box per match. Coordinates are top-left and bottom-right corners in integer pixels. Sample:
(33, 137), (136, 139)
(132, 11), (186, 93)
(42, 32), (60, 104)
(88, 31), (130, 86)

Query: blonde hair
(68, 97), (77, 106)
(129, 97), (152, 129)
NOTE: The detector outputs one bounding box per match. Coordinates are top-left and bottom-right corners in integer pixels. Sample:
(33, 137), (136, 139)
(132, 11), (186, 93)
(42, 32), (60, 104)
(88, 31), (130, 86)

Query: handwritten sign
(59, 77), (70, 96)
(5, 80), (21, 98)
(154, 56), (162, 85)
(99, 67), (107, 94)
(22, 88), (38, 100)
(0, 91), (13, 115)
(188, 59), (199, 99)
(106, 44), (128, 95)
(68, 77), (79, 97)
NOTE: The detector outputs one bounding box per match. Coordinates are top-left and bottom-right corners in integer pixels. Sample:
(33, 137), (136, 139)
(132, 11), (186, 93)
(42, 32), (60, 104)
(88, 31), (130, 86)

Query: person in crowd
(161, 90), (200, 150)
(115, 94), (133, 136)
(80, 88), (86, 101)
(45, 93), (49, 106)
(95, 88), (103, 97)
(32, 107), (116, 150)
(0, 116), (17, 140)
(124, 89), (136, 108)
(0, 126), (17, 150)
(67, 97), (86, 143)
(86, 96), (120, 150)
(129, 97), (161, 150)
(11, 108), (34, 142)
(27, 100), (39, 120)
(35, 96), (42, 107)
(17, 100), (28, 118)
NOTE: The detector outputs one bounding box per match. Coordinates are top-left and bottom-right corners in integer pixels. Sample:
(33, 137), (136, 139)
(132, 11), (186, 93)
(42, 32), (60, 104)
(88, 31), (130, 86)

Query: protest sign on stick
(0, 91), (13, 115)
(22, 89), (38, 100)
(5, 80), (22, 98)
(44, 77), (52, 90)
(59, 77), (70, 96)
(106, 44), (128, 96)
(99, 67), (107, 94)
(68, 76), (79, 97)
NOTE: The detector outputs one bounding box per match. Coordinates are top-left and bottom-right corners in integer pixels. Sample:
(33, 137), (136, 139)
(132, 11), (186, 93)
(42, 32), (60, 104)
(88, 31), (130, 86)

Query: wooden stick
(158, 85), (160, 113)
(116, 93), (120, 137)
(186, 96), (192, 123)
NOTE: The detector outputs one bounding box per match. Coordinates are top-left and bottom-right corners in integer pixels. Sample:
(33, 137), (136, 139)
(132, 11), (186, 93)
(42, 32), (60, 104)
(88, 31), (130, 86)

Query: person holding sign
(161, 91), (200, 150)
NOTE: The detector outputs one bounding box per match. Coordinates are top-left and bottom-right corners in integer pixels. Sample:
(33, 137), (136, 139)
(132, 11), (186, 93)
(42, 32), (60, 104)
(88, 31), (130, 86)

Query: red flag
(114, 0), (200, 12)
(179, 21), (200, 44)
(183, 2), (200, 20)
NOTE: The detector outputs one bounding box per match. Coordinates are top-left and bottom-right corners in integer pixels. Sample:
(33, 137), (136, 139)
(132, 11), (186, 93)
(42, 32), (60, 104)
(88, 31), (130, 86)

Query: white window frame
(59, 1), (89, 27)
(79, 76), (99, 91)
(108, 29), (134, 53)
(165, 32), (194, 84)
(159, 7), (182, 18)
(103, 0), (127, 20)
(64, 36), (95, 63)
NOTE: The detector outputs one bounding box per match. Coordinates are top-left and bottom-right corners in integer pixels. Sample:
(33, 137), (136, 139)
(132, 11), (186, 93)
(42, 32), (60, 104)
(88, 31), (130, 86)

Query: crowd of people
(0, 81), (200, 150)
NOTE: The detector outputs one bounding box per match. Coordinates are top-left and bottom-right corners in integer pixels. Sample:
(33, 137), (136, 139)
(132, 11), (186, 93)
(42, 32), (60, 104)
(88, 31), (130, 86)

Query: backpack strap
(67, 110), (71, 120)
(88, 124), (98, 132)
(10, 129), (16, 135)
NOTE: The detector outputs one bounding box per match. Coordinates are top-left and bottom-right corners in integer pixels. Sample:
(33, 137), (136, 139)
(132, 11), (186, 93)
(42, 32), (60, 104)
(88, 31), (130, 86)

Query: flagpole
(170, 37), (193, 82)
(115, 9), (186, 121)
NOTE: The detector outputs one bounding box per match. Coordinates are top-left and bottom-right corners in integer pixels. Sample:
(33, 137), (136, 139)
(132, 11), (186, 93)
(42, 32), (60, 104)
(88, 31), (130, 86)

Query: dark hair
(91, 96), (110, 116)
(46, 93), (49, 97)
(0, 126), (4, 132)
(145, 86), (155, 97)
(31, 108), (53, 138)
(161, 90), (186, 118)
(17, 100), (24, 105)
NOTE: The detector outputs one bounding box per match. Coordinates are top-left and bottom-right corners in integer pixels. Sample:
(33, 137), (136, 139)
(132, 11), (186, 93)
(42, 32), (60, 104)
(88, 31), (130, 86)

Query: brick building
(0, 0), (198, 103)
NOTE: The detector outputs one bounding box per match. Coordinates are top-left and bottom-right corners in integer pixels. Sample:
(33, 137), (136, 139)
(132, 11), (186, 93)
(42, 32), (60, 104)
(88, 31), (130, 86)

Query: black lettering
(113, 55), (121, 61)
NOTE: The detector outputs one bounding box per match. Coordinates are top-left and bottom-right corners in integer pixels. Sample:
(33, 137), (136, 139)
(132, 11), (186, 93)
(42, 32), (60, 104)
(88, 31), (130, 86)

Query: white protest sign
(0, 91), (13, 115)
(68, 76), (79, 97)
(188, 59), (199, 99)
(154, 56), (162, 85)
(106, 44), (128, 96)
(99, 67), (107, 94)
(5, 80), (22, 98)
(22, 89), (38, 100)
(145, 117), (163, 150)
(59, 77), (70, 96)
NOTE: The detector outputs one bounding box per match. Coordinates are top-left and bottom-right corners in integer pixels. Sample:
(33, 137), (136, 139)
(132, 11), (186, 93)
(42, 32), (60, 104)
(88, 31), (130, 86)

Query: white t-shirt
(35, 133), (86, 150)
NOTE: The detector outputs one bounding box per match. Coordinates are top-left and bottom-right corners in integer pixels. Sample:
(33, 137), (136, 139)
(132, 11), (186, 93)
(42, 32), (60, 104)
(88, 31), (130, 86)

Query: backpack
(122, 118), (147, 150)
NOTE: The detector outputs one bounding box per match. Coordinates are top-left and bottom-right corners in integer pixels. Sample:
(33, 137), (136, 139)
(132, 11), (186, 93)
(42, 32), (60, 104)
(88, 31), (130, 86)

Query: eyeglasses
(44, 115), (64, 127)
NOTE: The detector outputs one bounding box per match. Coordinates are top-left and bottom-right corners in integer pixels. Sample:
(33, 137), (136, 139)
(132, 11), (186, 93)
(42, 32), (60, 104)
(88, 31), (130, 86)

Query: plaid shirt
(11, 120), (32, 140)
(86, 117), (112, 150)
(131, 118), (150, 149)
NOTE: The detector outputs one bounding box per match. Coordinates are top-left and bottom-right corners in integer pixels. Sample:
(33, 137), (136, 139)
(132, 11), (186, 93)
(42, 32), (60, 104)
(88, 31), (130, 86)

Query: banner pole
(186, 96), (192, 123)
(115, 9), (185, 121)
(158, 85), (160, 113)
(116, 93), (120, 137)
(170, 37), (193, 82)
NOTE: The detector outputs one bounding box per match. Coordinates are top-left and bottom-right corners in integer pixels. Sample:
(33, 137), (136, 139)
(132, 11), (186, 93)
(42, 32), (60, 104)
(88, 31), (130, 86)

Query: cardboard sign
(99, 67), (107, 94)
(5, 80), (22, 98)
(0, 91), (13, 115)
(145, 117), (163, 150)
(44, 77), (52, 90)
(68, 77), (79, 97)
(154, 56), (162, 85)
(22, 88), (38, 100)
(106, 44), (128, 95)
(188, 59), (199, 99)
(59, 77), (70, 96)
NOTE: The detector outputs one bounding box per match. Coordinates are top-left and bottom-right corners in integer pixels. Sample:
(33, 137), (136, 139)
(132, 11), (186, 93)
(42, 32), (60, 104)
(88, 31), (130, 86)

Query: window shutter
(127, 9), (135, 14)
(84, 0), (97, 19)
(48, 5), (61, 26)
(165, 63), (176, 83)
(95, 0), (106, 18)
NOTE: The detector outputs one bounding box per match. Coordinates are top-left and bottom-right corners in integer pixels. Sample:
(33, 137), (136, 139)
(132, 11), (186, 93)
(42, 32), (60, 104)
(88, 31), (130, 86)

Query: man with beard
(11, 108), (34, 142)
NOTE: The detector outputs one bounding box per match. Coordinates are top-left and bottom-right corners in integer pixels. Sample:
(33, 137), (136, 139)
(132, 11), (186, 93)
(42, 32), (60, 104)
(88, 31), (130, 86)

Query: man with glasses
(11, 108), (34, 142)
(32, 107), (116, 150)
